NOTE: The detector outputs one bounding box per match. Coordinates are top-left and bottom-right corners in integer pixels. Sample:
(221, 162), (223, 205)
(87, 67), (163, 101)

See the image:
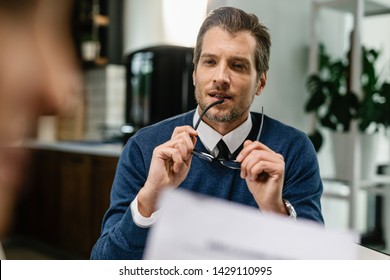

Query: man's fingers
(171, 126), (198, 141)
(170, 135), (195, 160)
(237, 140), (273, 162)
(155, 146), (184, 173)
(244, 161), (283, 181)
(239, 147), (284, 180)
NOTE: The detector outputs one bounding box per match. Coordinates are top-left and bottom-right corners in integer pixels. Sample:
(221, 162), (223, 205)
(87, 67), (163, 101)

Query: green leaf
(308, 129), (323, 152)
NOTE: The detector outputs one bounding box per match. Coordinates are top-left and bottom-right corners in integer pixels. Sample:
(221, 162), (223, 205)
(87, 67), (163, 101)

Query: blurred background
(2, 0), (390, 259)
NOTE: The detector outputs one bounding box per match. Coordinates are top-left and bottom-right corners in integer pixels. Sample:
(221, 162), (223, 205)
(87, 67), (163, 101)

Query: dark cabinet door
(58, 152), (92, 258)
(90, 155), (118, 247)
(14, 149), (118, 259)
(17, 150), (61, 244)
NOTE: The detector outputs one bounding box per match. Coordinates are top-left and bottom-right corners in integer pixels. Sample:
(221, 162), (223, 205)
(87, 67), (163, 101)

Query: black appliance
(122, 45), (196, 142)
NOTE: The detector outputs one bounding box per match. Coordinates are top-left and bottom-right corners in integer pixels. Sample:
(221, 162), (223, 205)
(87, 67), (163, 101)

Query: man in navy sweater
(91, 6), (324, 260)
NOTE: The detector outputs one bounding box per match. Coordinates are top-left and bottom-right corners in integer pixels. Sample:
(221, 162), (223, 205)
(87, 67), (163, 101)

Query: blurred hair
(0, 0), (36, 13)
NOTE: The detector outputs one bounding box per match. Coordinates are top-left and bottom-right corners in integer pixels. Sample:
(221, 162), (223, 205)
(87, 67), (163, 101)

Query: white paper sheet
(144, 188), (359, 260)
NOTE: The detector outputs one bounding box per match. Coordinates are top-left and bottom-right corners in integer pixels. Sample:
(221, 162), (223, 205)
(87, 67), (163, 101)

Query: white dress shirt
(193, 108), (252, 156)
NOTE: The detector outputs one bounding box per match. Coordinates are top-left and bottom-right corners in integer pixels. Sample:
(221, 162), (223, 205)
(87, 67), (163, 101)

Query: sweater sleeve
(90, 138), (151, 259)
(282, 132), (324, 224)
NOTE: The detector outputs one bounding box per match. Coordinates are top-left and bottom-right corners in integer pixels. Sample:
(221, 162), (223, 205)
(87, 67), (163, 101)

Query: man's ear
(256, 72), (267, 96)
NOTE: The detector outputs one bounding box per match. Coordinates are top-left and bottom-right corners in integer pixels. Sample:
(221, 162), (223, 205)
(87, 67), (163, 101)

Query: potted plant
(304, 43), (390, 152)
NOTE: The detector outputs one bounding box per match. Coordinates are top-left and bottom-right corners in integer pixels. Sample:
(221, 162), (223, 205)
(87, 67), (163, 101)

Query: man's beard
(195, 89), (248, 123)
(203, 106), (240, 123)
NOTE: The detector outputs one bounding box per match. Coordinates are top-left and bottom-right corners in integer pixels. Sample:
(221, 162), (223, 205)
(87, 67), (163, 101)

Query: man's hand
(137, 126), (197, 217)
(236, 140), (287, 215)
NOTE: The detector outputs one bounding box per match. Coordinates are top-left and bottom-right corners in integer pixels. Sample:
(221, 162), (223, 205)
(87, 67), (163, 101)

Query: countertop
(24, 140), (124, 157)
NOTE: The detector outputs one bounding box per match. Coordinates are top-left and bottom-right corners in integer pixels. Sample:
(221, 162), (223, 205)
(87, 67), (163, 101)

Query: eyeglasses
(192, 100), (264, 170)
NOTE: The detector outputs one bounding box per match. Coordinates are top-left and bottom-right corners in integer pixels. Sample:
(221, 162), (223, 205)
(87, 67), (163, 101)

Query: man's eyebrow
(200, 53), (216, 59)
(200, 53), (250, 63)
(232, 57), (250, 63)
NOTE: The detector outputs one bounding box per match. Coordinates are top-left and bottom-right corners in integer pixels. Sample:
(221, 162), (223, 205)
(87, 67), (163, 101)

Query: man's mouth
(209, 92), (232, 101)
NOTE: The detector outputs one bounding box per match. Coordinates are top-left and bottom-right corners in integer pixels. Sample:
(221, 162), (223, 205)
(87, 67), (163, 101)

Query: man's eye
(232, 63), (245, 69)
(203, 59), (215, 65)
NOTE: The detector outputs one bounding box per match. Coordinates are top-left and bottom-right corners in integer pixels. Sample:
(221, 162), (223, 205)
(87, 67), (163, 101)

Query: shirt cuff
(130, 195), (160, 228)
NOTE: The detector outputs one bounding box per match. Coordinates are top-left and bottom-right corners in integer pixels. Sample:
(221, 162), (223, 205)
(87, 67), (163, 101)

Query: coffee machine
(122, 45), (196, 143)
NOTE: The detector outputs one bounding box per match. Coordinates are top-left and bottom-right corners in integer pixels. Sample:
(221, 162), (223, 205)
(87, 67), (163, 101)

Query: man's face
(193, 27), (266, 127)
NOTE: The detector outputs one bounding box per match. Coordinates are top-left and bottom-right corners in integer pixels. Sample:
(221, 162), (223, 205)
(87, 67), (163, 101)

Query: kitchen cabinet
(14, 148), (118, 259)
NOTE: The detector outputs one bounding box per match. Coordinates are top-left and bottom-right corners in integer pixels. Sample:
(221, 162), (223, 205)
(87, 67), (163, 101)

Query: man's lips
(208, 92), (232, 100)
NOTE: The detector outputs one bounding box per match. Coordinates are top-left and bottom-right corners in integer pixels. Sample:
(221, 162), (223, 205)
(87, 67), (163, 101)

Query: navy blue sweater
(91, 110), (324, 259)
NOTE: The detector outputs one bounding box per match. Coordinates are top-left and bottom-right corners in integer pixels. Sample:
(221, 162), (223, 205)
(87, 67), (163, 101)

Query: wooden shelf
(360, 175), (390, 188)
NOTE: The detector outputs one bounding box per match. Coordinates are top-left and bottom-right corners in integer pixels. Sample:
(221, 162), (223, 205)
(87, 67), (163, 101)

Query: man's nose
(213, 63), (230, 85)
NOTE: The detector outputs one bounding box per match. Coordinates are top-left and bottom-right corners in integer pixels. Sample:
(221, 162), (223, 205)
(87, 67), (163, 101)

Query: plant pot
(332, 131), (354, 182)
(360, 133), (380, 180)
(331, 131), (379, 232)
(332, 131), (379, 181)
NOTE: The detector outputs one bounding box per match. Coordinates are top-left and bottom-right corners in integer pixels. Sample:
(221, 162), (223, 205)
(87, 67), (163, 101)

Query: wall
(123, 0), (165, 53)
(123, 0), (207, 53)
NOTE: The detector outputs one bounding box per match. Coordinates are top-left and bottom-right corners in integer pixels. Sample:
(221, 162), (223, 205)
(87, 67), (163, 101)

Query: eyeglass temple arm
(256, 106), (264, 141)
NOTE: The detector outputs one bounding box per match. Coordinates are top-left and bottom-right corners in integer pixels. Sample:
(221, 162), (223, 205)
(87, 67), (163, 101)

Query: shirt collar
(193, 106), (252, 155)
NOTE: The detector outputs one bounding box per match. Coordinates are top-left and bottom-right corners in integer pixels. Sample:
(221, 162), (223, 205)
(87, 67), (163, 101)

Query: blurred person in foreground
(0, 0), (82, 259)
(91, 6), (324, 260)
